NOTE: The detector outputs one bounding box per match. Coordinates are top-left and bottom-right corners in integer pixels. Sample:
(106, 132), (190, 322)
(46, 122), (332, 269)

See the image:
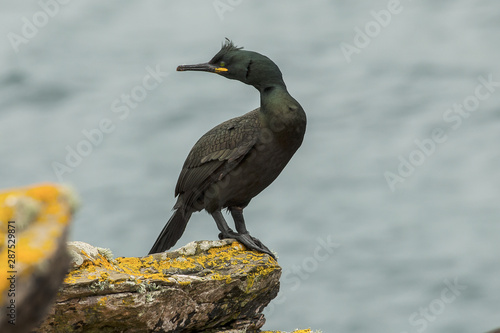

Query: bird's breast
(215, 127), (301, 204)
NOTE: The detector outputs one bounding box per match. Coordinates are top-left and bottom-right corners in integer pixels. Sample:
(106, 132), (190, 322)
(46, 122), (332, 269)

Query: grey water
(1, 1), (499, 332)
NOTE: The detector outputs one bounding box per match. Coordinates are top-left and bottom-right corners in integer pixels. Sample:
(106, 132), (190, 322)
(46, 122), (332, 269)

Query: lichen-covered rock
(0, 183), (78, 333)
(38, 239), (281, 332)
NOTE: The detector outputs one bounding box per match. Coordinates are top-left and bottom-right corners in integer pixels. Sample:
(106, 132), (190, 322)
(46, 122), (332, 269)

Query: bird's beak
(176, 63), (228, 74)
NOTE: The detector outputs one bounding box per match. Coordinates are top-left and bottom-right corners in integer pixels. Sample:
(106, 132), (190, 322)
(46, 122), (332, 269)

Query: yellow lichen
(210, 272), (232, 283)
(97, 296), (107, 307)
(0, 183), (76, 303)
(99, 271), (110, 282)
(245, 264), (276, 293)
(177, 280), (192, 286)
(62, 239), (279, 295)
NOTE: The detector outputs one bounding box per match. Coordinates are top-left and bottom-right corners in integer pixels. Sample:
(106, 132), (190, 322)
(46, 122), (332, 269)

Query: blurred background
(1, 1), (499, 332)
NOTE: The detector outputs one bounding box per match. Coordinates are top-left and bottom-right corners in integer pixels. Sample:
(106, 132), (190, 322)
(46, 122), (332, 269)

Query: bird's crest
(210, 38), (243, 63)
(221, 38), (243, 52)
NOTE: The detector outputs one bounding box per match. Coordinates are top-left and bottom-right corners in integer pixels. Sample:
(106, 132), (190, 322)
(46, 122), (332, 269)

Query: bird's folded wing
(175, 110), (260, 197)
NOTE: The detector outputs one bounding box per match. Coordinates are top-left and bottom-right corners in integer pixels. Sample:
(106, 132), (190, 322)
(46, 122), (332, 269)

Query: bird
(149, 39), (306, 259)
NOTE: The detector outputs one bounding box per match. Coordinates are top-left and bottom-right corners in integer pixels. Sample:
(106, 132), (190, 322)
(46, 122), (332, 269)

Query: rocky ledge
(38, 239), (281, 332)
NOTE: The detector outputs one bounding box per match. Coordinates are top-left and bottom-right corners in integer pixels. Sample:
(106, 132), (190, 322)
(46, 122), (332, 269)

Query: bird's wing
(175, 109), (261, 199)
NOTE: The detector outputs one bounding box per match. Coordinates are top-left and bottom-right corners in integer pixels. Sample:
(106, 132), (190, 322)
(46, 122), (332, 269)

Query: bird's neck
(257, 83), (306, 147)
(258, 83), (290, 110)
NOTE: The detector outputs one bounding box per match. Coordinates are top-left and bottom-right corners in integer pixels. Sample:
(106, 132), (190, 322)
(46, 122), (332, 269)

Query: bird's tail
(148, 209), (192, 255)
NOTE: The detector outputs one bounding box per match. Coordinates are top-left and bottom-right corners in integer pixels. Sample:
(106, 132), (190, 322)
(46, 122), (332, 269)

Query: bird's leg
(231, 206), (248, 234)
(211, 210), (239, 239)
(229, 207), (276, 259)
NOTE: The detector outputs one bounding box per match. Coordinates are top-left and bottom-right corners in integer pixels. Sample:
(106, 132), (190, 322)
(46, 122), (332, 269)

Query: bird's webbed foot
(212, 210), (276, 260)
(237, 232), (276, 259)
(217, 230), (239, 240)
(218, 231), (275, 259)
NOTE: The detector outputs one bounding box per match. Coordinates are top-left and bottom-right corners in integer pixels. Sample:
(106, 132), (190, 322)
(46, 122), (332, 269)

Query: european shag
(149, 39), (307, 259)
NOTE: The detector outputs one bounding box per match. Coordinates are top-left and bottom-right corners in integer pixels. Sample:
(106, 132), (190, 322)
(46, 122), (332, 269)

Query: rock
(38, 239), (282, 332)
(0, 183), (79, 333)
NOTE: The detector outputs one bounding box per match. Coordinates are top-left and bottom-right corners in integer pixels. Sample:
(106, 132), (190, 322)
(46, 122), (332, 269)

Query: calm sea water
(1, 1), (499, 332)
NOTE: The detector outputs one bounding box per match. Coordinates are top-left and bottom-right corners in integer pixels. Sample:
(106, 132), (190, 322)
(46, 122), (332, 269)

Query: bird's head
(177, 39), (285, 91)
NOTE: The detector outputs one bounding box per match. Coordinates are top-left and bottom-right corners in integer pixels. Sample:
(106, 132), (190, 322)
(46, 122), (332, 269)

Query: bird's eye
(220, 61), (226, 67)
